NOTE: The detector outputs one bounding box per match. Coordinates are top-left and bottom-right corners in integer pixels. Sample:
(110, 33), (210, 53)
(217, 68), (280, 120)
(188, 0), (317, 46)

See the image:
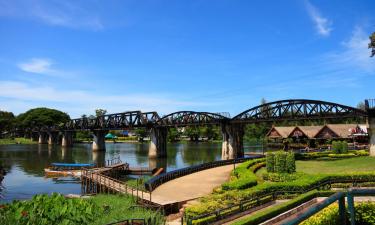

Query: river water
(0, 142), (263, 202)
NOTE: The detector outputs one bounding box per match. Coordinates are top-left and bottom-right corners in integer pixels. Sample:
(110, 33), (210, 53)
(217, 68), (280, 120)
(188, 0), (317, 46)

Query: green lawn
(90, 194), (164, 225)
(296, 156), (375, 174)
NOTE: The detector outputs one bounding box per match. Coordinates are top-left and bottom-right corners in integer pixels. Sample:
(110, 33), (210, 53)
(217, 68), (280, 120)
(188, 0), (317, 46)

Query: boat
(44, 163), (95, 177)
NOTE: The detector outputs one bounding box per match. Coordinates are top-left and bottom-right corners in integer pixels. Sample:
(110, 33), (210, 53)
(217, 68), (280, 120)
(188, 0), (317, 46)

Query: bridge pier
(62, 131), (74, 147)
(31, 133), (39, 142)
(92, 130), (107, 151)
(368, 108), (375, 156)
(38, 132), (48, 144)
(149, 127), (167, 158)
(221, 123), (244, 159)
(47, 131), (59, 145)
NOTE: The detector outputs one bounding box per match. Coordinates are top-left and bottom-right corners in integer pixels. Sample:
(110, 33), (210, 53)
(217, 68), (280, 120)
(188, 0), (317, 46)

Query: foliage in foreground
(0, 193), (165, 225)
(301, 201), (375, 225)
(0, 193), (101, 225)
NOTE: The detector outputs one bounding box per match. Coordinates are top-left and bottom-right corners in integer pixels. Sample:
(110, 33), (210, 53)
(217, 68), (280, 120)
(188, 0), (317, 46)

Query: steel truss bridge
(29, 99), (370, 132)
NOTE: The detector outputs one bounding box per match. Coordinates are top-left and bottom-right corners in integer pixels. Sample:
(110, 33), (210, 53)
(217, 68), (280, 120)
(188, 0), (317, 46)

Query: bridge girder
(156, 111), (229, 127)
(232, 99), (367, 123)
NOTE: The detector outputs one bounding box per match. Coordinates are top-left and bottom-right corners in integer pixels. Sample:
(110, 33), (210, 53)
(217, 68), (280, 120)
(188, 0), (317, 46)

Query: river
(0, 142), (263, 202)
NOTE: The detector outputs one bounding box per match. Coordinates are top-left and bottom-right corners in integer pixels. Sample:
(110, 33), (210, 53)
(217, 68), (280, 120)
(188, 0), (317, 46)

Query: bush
(351, 150), (369, 157)
(332, 141), (348, 154)
(275, 151), (287, 173)
(221, 159), (265, 190)
(267, 151), (295, 173)
(0, 193), (102, 225)
(266, 153), (275, 173)
(262, 172), (301, 182)
(328, 153), (356, 159)
(301, 201), (375, 225)
(286, 152), (296, 173)
(342, 141), (348, 154)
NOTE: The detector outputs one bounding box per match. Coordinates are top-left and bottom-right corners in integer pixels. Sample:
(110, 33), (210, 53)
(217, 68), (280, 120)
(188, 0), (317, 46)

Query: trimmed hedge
(221, 159), (265, 190)
(328, 153), (356, 159)
(266, 153), (275, 172)
(295, 150), (369, 160)
(267, 151), (295, 173)
(232, 190), (319, 225)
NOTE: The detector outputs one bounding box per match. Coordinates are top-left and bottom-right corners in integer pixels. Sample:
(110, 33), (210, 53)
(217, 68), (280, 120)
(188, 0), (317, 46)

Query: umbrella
(105, 133), (118, 139)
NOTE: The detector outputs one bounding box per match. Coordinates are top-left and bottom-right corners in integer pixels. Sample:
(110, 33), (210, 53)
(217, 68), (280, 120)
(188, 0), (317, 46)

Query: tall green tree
(369, 32), (375, 57)
(0, 110), (15, 137)
(16, 108), (70, 128)
(95, 109), (107, 117)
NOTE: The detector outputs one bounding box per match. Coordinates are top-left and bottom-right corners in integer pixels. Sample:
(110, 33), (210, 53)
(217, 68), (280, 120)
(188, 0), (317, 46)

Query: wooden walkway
(81, 162), (236, 207)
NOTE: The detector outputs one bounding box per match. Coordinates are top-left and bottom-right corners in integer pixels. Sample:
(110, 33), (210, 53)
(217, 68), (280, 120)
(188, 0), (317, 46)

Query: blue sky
(0, 0), (374, 118)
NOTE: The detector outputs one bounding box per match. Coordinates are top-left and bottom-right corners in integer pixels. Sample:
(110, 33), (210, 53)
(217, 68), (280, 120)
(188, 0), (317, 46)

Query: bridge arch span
(156, 111), (229, 127)
(232, 99), (367, 123)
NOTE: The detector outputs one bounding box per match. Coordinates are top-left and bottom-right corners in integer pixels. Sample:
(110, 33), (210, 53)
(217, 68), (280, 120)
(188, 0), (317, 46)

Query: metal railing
(81, 168), (155, 205)
(282, 188), (375, 225)
(145, 155), (264, 191)
(183, 176), (375, 224)
(365, 99), (375, 109)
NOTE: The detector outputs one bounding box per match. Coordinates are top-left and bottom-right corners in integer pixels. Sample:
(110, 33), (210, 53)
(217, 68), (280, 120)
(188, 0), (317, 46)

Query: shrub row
(295, 150), (368, 160)
(267, 151), (295, 173)
(232, 190), (319, 225)
(221, 158), (265, 190)
(185, 172), (375, 219)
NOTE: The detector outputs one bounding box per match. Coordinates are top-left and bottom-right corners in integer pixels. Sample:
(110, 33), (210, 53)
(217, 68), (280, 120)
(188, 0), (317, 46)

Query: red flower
(0, 205), (5, 209)
(21, 211), (28, 217)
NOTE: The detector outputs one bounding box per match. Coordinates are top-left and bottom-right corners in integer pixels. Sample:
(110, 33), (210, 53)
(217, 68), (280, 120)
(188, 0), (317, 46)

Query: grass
(88, 194), (164, 225)
(296, 156), (375, 174)
(0, 138), (37, 145)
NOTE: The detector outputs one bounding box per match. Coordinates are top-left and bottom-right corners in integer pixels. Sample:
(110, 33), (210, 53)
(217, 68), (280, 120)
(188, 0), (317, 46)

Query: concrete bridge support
(38, 132), (48, 144)
(92, 130), (107, 151)
(62, 131), (74, 147)
(149, 127), (168, 158)
(221, 123), (244, 160)
(368, 109), (375, 156)
(31, 133), (39, 142)
(47, 131), (59, 145)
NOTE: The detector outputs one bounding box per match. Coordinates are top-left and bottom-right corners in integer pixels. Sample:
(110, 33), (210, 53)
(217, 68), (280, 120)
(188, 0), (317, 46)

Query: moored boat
(44, 163), (95, 177)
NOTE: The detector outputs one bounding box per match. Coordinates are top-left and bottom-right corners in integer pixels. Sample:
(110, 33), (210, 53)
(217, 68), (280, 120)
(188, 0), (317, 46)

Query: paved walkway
(151, 164), (237, 205)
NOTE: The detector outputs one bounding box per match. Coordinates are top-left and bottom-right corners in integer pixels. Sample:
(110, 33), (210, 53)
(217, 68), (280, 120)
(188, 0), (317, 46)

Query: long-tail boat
(44, 163), (95, 177)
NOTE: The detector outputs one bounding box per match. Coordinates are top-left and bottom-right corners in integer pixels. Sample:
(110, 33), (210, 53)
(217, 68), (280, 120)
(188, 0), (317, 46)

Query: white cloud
(0, 81), (215, 117)
(325, 27), (375, 72)
(305, 0), (332, 36)
(0, 0), (103, 30)
(18, 58), (54, 74)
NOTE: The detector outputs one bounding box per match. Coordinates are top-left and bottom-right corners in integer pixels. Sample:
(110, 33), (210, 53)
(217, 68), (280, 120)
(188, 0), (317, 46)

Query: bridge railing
(144, 155), (264, 192)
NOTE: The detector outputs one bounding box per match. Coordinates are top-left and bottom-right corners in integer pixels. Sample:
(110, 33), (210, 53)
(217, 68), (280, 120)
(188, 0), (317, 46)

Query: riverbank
(0, 138), (36, 145)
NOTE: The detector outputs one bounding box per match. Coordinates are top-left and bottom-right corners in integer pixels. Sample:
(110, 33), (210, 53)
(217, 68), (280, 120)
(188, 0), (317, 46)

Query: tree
(167, 128), (180, 142)
(0, 110), (15, 137)
(16, 108), (70, 128)
(357, 101), (367, 111)
(95, 109), (107, 117)
(369, 32), (375, 57)
(134, 128), (147, 142)
(184, 126), (200, 141)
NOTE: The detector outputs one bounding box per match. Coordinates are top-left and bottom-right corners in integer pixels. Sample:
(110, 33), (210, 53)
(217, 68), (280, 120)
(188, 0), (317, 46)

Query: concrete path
(151, 164), (237, 205)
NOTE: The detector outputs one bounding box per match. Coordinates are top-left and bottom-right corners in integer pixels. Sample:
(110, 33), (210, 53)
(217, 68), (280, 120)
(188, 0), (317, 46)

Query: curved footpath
(151, 164), (238, 205)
